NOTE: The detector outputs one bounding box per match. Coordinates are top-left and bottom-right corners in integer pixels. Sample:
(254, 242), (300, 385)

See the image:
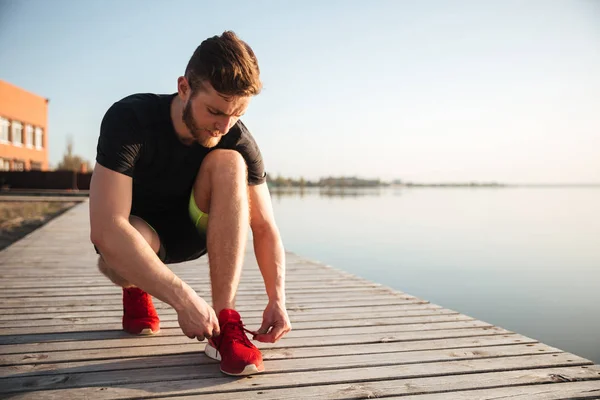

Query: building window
(35, 127), (44, 149)
(0, 118), (9, 143)
(13, 160), (25, 171)
(0, 158), (9, 171)
(12, 121), (22, 146)
(30, 161), (42, 170)
(25, 125), (34, 148)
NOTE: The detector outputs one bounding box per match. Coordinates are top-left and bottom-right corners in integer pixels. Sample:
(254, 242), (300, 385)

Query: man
(89, 31), (291, 376)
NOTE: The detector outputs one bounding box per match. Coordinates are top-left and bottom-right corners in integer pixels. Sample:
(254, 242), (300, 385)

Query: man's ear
(177, 76), (190, 98)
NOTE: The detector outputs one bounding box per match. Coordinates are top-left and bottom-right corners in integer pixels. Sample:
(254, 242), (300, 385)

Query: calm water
(269, 186), (600, 364)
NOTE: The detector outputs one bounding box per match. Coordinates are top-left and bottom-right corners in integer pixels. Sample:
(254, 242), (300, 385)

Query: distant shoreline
(268, 183), (600, 189)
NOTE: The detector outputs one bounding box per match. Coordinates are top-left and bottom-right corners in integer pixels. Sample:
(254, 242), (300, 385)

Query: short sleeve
(231, 121), (266, 186)
(96, 103), (143, 177)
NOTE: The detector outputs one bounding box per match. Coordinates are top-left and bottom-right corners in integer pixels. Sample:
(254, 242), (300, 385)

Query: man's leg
(194, 149), (264, 376)
(192, 149), (249, 314)
(97, 215), (162, 288)
(97, 215), (162, 335)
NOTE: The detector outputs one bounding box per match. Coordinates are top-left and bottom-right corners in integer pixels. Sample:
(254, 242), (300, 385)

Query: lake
(269, 186), (600, 364)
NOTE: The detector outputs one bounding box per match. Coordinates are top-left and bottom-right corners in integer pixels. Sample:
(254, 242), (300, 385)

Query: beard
(182, 99), (221, 148)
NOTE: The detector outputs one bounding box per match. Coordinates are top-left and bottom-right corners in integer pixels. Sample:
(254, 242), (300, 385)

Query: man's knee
(194, 150), (248, 213)
(202, 149), (247, 179)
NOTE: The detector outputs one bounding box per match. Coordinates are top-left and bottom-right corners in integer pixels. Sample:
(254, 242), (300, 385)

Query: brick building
(0, 80), (49, 171)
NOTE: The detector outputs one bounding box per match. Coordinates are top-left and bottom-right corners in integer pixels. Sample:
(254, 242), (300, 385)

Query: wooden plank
(0, 264), (335, 273)
(0, 353), (593, 396)
(0, 270), (371, 282)
(0, 288), (411, 308)
(0, 320), (493, 348)
(0, 195), (87, 202)
(0, 307), (457, 339)
(0, 266), (328, 277)
(0, 265), (335, 274)
(0, 335), (538, 372)
(0, 287), (403, 301)
(0, 257), (326, 269)
(393, 381), (600, 399)
(0, 264), (325, 275)
(34, 370), (596, 400)
(0, 254), (320, 267)
(0, 306), (460, 324)
(0, 295), (413, 321)
(0, 284), (394, 299)
(0, 269), (355, 284)
(0, 300), (426, 316)
(0, 302), (445, 317)
(0, 273), (355, 288)
(0, 343), (562, 381)
(0, 326), (512, 354)
(3, 300), (436, 328)
(0, 314), (474, 336)
(0, 304), (445, 326)
(0, 287), (395, 301)
(0, 284), (382, 297)
(23, 288), (400, 302)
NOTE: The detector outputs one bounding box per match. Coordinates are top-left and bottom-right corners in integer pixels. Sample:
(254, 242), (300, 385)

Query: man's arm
(89, 163), (195, 309)
(248, 182), (291, 342)
(249, 182), (285, 301)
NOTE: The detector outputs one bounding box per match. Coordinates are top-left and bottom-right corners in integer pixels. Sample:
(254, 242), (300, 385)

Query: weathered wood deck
(1, 202), (599, 399)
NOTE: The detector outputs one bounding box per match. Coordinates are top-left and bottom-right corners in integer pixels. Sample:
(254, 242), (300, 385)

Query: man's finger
(269, 326), (285, 342)
(257, 320), (271, 335)
(213, 324), (221, 337)
(253, 330), (271, 341)
(274, 326), (290, 342)
(255, 326), (282, 343)
(206, 326), (217, 338)
(196, 335), (205, 342)
(254, 333), (273, 343)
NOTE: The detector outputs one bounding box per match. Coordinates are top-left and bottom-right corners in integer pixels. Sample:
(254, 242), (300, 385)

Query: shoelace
(217, 320), (258, 350)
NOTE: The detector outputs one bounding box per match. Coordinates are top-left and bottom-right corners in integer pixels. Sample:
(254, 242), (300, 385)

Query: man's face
(181, 80), (250, 148)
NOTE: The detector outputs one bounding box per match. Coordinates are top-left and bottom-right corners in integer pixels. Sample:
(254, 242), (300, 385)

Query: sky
(0, 0), (599, 184)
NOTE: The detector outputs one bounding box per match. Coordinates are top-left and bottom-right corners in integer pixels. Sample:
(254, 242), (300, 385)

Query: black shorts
(94, 210), (207, 265)
(144, 210), (207, 264)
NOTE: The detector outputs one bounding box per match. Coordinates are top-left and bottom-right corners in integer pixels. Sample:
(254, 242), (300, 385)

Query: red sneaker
(122, 287), (160, 335)
(205, 309), (264, 376)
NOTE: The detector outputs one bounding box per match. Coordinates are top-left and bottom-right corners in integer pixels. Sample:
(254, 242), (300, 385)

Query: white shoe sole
(205, 343), (263, 376)
(138, 328), (159, 335)
(204, 342), (222, 361)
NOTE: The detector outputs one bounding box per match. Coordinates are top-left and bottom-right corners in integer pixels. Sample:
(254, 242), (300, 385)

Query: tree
(56, 136), (91, 172)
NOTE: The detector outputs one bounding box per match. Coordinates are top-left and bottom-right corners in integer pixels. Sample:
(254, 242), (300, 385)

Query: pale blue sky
(1, 0), (598, 183)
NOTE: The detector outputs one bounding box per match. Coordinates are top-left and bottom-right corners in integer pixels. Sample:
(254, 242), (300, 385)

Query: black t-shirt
(96, 93), (266, 220)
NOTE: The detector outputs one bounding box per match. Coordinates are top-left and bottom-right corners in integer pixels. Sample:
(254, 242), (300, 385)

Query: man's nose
(215, 116), (234, 133)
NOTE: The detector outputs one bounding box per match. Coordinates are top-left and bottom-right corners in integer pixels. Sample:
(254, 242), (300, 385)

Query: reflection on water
(270, 186), (600, 364)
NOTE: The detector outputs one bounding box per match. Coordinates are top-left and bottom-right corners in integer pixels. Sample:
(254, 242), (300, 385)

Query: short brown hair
(185, 31), (262, 97)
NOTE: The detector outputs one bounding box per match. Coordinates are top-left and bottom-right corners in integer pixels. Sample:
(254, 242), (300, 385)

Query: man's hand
(254, 300), (292, 343)
(176, 292), (220, 341)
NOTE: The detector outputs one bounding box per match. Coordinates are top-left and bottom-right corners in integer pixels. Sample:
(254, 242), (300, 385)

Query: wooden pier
(1, 202), (599, 399)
